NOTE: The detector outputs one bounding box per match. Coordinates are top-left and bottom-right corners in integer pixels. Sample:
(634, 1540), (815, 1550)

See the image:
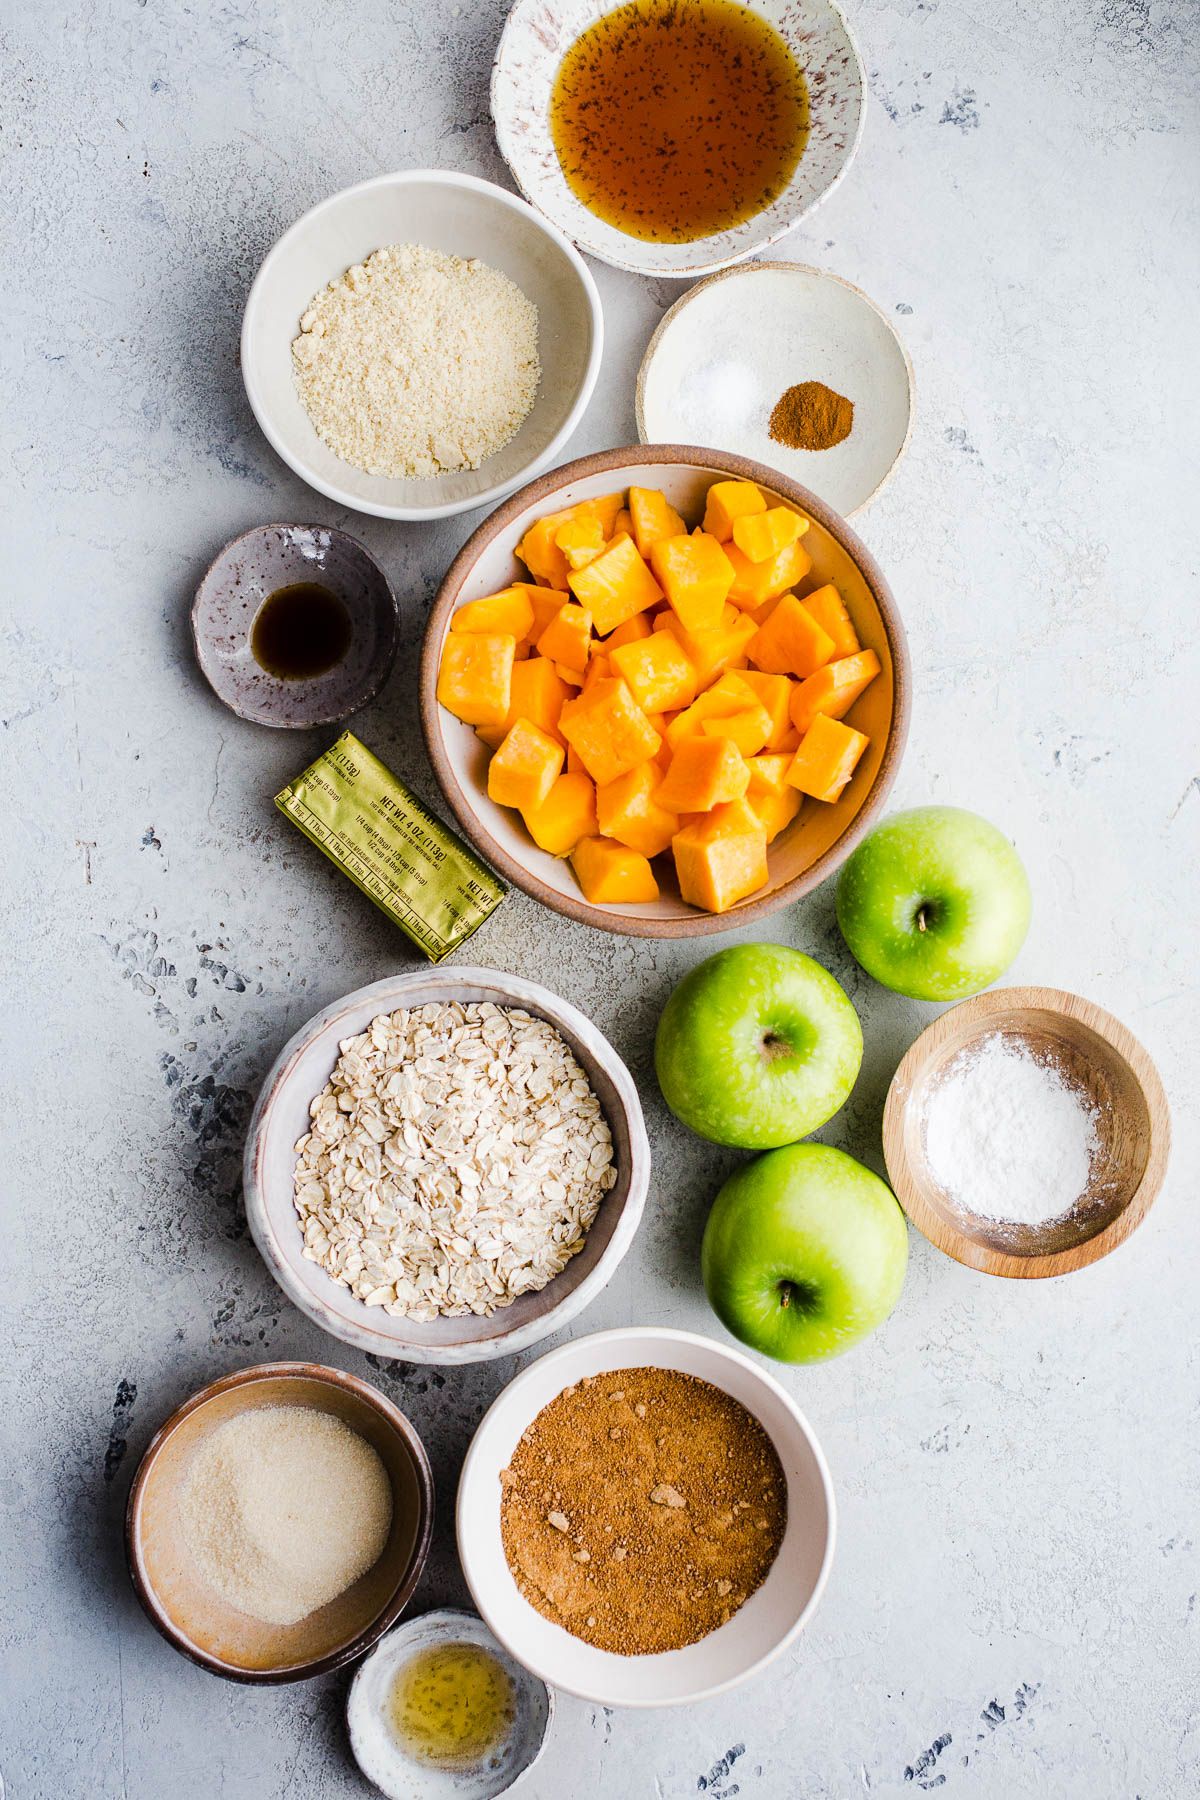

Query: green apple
(836, 806), (1031, 1001)
(701, 1144), (909, 1363)
(654, 943), (862, 1149)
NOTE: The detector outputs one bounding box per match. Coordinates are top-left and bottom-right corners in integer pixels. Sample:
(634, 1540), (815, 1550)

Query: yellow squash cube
(451, 586), (535, 639)
(522, 770), (597, 856)
(786, 714), (870, 803)
(596, 761), (680, 859)
(559, 678), (662, 786)
(671, 798), (769, 913)
(702, 479), (766, 542)
(437, 632), (515, 727)
(571, 836), (660, 904)
(537, 602), (593, 674)
(731, 506), (809, 564)
(609, 632), (698, 714)
(568, 533), (664, 636)
(654, 734), (750, 813)
(628, 486), (686, 558)
(487, 717), (565, 813)
(748, 594), (837, 678)
(649, 532), (735, 632)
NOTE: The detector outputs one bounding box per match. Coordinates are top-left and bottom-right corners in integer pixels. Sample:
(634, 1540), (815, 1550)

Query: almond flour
(291, 244), (540, 478)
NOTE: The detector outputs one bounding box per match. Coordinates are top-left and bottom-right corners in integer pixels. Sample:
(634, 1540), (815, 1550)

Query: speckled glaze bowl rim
(490, 0), (867, 278)
(634, 261), (917, 517)
(243, 969), (652, 1363)
(345, 1606), (555, 1798)
(240, 169), (605, 521)
(190, 520), (400, 728)
(419, 443), (911, 938)
(124, 1360), (436, 1684)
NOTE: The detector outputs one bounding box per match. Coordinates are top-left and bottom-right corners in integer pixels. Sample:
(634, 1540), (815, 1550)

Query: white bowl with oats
(244, 970), (650, 1363)
(241, 171), (603, 521)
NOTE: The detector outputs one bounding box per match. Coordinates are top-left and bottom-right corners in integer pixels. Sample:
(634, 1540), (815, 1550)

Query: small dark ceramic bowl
(192, 523), (398, 727)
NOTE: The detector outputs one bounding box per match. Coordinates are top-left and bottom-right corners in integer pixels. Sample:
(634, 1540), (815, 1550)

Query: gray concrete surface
(3, 0), (1199, 1794)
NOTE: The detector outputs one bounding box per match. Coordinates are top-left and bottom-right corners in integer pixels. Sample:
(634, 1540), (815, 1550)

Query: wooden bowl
(244, 969), (651, 1363)
(126, 1362), (434, 1683)
(882, 987), (1170, 1279)
(420, 445), (910, 937)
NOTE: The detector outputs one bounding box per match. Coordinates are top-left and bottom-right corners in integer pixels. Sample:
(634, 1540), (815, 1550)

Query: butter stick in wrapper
(276, 732), (506, 963)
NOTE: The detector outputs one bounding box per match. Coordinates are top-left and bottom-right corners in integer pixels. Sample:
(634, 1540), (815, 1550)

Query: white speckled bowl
(457, 1328), (836, 1707)
(243, 970), (650, 1364)
(241, 170), (603, 520)
(491, 0), (865, 278)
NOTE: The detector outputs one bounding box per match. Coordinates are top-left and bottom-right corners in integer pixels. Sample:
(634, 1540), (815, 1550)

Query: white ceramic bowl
(491, 0), (865, 278)
(456, 1328), (836, 1706)
(241, 171), (603, 520)
(638, 263), (915, 516)
(243, 971), (650, 1363)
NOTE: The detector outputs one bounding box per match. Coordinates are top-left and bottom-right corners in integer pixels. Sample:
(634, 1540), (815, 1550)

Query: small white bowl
(637, 263), (914, 515)
(456, 1328), (836, 1707)
(241, 171), (603, 520)
(243, 971), (650, 1364)
(491, 0), (865, 278)
(347, 1608), (552, 1800)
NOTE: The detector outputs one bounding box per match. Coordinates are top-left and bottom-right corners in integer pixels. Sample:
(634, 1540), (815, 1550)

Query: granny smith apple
(701, 1144), (909, 1363)
(836, 806), (1031, 1001)
(655, 943), (862, 1149)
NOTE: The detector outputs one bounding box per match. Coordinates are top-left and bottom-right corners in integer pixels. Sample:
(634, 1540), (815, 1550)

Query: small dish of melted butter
(347, 1608), (551, 1799)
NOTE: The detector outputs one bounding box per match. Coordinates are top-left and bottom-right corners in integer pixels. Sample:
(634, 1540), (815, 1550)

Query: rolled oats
(293, 1002), (617, 1321)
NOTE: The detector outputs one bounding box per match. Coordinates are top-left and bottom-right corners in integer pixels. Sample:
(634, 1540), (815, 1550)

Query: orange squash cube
(789, 649), (881, 735)
(747, 783), (803, 844)
(555, 661), (585, 688)
(748, 594), (837, 678)
(609, 632), (698, 714)
(487, 718), (565, 813)
(799, 584), (860, 659)
(731, 507), (809, 564)
(596, 761), (680, 859)
(734, 670), (795, 751)
(604, 611), (654, 650)
(664, 671), (757, 748)
(476, 656), (571, 748)
(568, 533), (664, 635)
(510, 584), (570, 648)
(581, 651), (612, 694)
(611, 506), (634, 540)
(517, 495), (625, 587)
(672, 799), (769, 913)
(555, 514), (607, 570)
(437, 632), (515, 727)
(726, 537), (814, 611)
(571, 836), (660, 904)
(522, 770), (597, 856)
(654, 608), (757, 686)
(451, 585), (535, 640)
(702, 479), (766, 542)
(560, 678), (662, 786)
(701, 700), (773, 758)
(537, 602), (593, 674)
(786, 714), (869, 803)
(655, 734), (750, 813)
(628, 486), (687, 558)
(649, 532), (735, 632)
(745, 752), (794, 797)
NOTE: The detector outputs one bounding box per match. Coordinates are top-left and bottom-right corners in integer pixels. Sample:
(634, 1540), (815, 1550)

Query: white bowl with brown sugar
(456, 1327), (836, 1706)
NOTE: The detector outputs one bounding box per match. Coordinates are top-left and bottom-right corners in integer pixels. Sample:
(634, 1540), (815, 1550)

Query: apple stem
(916, 907), (928, 932)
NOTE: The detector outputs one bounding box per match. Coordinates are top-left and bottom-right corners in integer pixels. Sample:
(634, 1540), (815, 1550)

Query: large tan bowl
(126, 1362), (434, 1683)
(420, 446), (909, 937)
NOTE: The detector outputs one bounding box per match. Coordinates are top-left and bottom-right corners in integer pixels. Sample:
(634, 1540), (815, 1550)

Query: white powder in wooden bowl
(291, 244), (540, 478)
(179, 1405), (393, 1626)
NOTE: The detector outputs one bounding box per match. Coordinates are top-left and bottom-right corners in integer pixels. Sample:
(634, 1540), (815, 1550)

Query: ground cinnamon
(769, 379), (854, 451)
(498, 1367), (786, 1655)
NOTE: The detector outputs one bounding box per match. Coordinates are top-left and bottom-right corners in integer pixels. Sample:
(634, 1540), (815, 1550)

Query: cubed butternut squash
(789, 649), (881, 735)
(537, 602), (593, 674)
(603, 611), (654, 650)
(654, 734), (750, 813)
(559, 678), (662, 786)
(487, 718), (564, 813)
(628, 485), (686, 558)
(725, 537), (814, 611)
(701, 698), (773, 757)
(799, 584), (860, 659)
(571, 836), (660, 904)
(664, 671), (757, 748)
(731, 506), (809, 563)
(733, 670), (795, 751)
(596, 761), (680, 859)
(555, 661), (585, 687)
(555, 514), (608, 570)
(747, 783), (803, 844)
(702, 479), (766, 542)
(745, 752), (794, 797)
(671, 799), (769, 913)
(522, 770), (597, 856)
(437, 632), (515, 727)
(611, 506), (634, 540)
(609, 632), (698, 714)
(476, 655), (571, 748)
(517, 495), (625, 587)
(649, 531), (735, 632)
(451, 585), (535, 639)
(568, 533), (664, 635)
(654, 608), (757, 685)
(581, 651), (612, 694)
(748, 593), (837, 678)
(786, 714), (869, 803)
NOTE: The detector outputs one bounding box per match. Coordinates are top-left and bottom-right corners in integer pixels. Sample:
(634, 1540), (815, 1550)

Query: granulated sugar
(292, 244), (539, 478)
(180, 1405), (392, 1626)
(923, 1032), (1100, 1226)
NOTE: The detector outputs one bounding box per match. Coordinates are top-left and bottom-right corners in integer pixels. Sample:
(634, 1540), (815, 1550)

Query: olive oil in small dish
(389, 1641), (515, 1769)
(250, 581), (354, 681)
(549, 0), (810, 243)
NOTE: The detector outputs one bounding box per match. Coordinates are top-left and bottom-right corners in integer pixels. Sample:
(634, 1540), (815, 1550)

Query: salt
(922, 1032), (1100, 1226)
(669, 357), (762, 442)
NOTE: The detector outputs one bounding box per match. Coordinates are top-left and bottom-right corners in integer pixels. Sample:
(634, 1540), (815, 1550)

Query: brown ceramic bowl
(125, 1362), (434, 1683)
(420, 446), (910, 936)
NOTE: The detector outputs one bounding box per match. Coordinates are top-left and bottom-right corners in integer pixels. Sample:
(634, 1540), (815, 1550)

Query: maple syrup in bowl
(493, 0), (865, 276)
